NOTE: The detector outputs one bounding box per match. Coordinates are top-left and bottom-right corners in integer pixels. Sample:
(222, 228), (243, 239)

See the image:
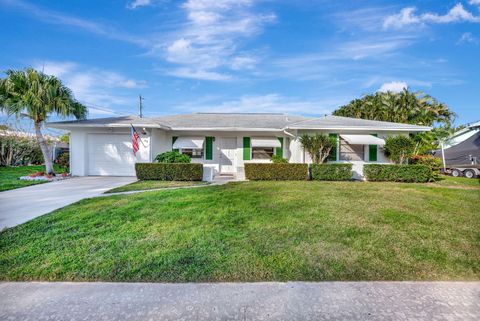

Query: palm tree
(0, 68), (87, 174)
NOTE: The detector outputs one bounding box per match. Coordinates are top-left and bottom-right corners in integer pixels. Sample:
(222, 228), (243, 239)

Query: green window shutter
(275, 137), (284, 158)
(328, 133), (338, 161)
(205, 137), (213, 160)
(243, 137), (251, 160)
(172, 136), (178, 152)
(369, 134), (378, 162)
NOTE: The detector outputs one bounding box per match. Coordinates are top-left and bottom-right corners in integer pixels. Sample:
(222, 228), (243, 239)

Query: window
(252, 147), (274, 159)
(339, 139), (364, 161)
(180, 148), (204, 159)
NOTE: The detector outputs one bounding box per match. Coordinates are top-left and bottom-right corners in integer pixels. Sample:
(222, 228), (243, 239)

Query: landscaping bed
(1, 181), (478, 282)
(0, 165), (64, 192)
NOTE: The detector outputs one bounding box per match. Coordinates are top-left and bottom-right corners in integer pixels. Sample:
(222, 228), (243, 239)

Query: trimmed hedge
(364, 164), (432, 183)
(311, 163), (352, 181)
(135, 163), (203, 181)
(245, 163), (308, 180)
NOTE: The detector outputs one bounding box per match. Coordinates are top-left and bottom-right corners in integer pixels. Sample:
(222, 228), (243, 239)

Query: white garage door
(87, 134), (138, 176)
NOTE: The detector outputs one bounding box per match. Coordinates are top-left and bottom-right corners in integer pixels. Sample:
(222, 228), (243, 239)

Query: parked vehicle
(432, 121), (480, 179)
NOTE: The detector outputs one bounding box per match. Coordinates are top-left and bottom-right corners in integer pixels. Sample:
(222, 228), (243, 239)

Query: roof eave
(169, 127), (284, 132)
(286, 126), (432, 132)
(46, 123), (169, 130)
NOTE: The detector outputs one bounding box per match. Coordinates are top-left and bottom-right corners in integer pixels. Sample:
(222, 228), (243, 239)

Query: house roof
(287, 115), (431, 132)
(152, 113), (308, 130)
(47, 115), (166, 129)
(47, 113), (431, 132)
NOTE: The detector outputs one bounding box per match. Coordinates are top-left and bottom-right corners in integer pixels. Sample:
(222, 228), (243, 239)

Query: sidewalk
(1, 281), (478, 321)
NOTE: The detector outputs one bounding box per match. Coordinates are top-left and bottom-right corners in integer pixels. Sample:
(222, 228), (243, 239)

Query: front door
(219, 137), (237, 173)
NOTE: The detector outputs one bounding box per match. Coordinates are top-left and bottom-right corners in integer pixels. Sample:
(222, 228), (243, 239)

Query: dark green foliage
(271, 155), (288, 163)
(384, 135), (415, 164)
(245, 163), (308, 180)
(155, 150), (191, 163)
(333, 89), (454, 126)
(135, 163), (203, 181)
(311, 163), (352, 181)
(411, 155), (442, 180)
(56, 152), (69, 171)
(364, 164), (433, 182)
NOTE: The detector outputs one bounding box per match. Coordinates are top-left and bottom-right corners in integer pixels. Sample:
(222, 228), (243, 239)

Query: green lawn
(0, 181), (478, 282)
(0, 165), (63, 192)
(105, 180), (208, 193)
(432, 175), (480, 188)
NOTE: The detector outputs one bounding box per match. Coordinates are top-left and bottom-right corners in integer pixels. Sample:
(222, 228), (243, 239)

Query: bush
(384, 136), (415, 164)
(135, 163), (203, 181)
(311, 163), (352, 181)
(411, 154), (442, 180)
(0, 131), (43, 166)
(271, 155), (288, 163)
(364, 164), (432, 183)
(56, 152), (69, 171)
(155, 151), (191, 163)
(245, 163), (308, 180)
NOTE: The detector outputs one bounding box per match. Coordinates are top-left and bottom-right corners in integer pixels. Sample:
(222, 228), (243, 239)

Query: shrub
(0, 131), (43, 166)
(311, 163), (352, 181)
(384, 136), (415, 164)
(271, 155), (288, 163)
(56, 152), (69, 171)
(364, 164), (432, 183)
(155, 151), (191, 163)
(135, 163), (203, 181)
(299, 134), (335, 164)
(411, 154), (442, 180)
(245, 163), (308, 180)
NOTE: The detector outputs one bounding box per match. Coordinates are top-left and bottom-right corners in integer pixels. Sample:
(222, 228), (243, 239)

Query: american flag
(131, 125), (140, 155)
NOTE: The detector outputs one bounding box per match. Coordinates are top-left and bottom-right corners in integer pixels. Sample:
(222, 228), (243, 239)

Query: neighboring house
(47, 113), (430, 180)
(432, 120), (480, 166)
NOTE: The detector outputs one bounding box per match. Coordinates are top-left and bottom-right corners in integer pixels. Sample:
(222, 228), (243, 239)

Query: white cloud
(175, 93), (335, 115)
(458, 32), (479, 44)
(384, 4), (480, 29)
(378, 81), (408, 93)
(2, 0), (147, 46)
(156, 0), (275, 80)
(469, 0), (480, 6)
(127, 0), (152, 9)
(36, 61), (146, 115)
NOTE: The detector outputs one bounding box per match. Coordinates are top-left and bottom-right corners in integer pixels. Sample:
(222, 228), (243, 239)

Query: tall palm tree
(0, 68), (87, 174)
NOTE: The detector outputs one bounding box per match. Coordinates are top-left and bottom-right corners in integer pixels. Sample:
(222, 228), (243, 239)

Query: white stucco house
(47, 113), (431, 180)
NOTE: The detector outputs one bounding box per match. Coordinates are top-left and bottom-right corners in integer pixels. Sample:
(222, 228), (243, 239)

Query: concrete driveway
(0, 176), (136, 229)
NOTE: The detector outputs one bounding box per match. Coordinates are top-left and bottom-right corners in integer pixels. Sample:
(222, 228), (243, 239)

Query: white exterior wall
(68, 126), (410, 178)
(69, 127), (151, 176)
(164, 130), (287, 178)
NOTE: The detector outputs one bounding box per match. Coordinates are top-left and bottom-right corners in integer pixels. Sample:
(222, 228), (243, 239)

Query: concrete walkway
(0, 176), (136, 229)
(0, 282), (478, 321)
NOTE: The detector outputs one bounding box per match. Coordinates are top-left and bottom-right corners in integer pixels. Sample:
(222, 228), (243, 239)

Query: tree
(299, 133), (335, 164)
(333, 89), (455, 127)
(0, 68), (87, 174)
(384, 136), (415, 164)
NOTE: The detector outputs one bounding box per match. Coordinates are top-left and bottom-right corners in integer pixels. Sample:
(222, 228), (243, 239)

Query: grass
(0, 181), (479, 282)
(105, 180), (208, 193)
(0, 165), (63, 192)
(431, 175), (480, 188)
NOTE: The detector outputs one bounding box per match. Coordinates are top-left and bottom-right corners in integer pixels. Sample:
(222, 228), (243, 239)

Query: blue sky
(0, 0), (479, 125)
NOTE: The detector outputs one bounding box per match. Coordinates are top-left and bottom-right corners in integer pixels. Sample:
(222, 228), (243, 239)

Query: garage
(87, 134), (148, 176)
